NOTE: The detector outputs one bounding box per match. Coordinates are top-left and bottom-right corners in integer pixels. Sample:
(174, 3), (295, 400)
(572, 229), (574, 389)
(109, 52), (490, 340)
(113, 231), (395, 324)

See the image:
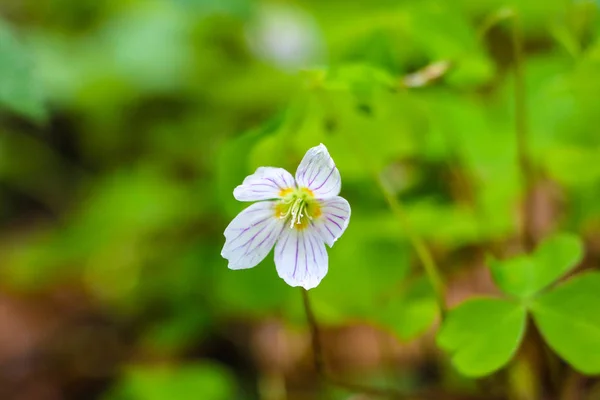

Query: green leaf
(216, 114), (285, 217)
(531, 272), (600, 374)
(489, 233), (584, 298)
(171, 0), (252, 17)
(106, 363), (236, 400)
(377, 278), (438, 341)
(437, 298), (527, 377)
(0, 19), (46, 121)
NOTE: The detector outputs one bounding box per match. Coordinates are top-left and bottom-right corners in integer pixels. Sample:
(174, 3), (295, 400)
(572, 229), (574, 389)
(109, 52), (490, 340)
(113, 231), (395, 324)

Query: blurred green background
(1, 0), (600, 399)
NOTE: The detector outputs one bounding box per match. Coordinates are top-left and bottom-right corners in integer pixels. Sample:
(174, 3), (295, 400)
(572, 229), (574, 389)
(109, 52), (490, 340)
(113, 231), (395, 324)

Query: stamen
(274, 187), (321, 230)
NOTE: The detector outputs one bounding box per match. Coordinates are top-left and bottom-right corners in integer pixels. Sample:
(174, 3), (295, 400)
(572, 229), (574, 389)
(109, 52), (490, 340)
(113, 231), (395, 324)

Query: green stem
(313, 88), (447, 316)
(507, 11), (567, 399)
(300, 289), (405, 399)
(511, 13), (536, 252)
(377, 182), (447, 316)
(346, 136), (447, 315)
(301, 289), (505, 400)
(301, 289), (325, 373)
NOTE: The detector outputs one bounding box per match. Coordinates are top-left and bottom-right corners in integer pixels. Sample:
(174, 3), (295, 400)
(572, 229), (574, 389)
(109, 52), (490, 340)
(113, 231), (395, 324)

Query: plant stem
(311, 87), (447, 315)
(300, 289), (405, 399)
(301, 290), (505, 400)
(377, 183), (447, 315)
(301, 289), (325, 373)
(507, 12), (567, 399)
(511, 13), (536, 252)
(340, 126), (447, 315)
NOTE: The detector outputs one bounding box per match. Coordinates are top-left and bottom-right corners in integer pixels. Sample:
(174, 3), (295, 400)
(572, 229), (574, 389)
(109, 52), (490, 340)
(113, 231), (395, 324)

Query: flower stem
(300, 289), (405, 399)
(301, 291), (500, 400)
(301, 289), (325, 373)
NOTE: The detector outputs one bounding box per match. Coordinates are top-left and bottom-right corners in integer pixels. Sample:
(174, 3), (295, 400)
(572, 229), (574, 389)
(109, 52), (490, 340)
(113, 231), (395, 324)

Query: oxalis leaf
(531, 272), (600, 374)
(437, 298), (527, 377)
(489, 233), (583, 299)
(0, 18), (46, 121)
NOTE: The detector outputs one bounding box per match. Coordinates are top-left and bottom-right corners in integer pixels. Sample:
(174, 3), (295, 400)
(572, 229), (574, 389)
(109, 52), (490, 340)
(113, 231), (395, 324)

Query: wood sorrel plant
(221, 144), (350, 290)
(436, 8), (600, 388)
(437, 233), (597, 377)
(222, 7), (600, 399)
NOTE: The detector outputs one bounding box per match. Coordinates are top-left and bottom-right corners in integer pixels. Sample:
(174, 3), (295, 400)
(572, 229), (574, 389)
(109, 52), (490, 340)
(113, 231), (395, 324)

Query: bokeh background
(0, 0), (600, 399)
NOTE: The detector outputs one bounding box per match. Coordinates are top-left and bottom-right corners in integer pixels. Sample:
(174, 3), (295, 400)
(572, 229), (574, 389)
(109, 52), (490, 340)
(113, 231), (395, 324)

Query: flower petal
(295, 143), (341, 199)
(311, 196), (351, 247)
(222, 201), (285, 270)
(234, 167), (296, 202)
(274, 227), (328, 290)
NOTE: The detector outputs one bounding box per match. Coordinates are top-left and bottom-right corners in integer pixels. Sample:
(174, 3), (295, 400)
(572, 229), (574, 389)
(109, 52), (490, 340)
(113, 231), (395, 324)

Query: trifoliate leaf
(531, 272), (600, 374)
(489, 233), (584, 298)
(437, 298), (527, 377)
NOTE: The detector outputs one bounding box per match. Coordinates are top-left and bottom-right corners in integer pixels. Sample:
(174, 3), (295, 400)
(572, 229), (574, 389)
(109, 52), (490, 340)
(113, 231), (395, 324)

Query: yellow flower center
(275, 187), (322, 230)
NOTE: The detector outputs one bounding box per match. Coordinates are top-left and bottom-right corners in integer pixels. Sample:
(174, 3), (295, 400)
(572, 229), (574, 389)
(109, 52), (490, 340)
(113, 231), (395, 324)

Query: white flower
(221, 144), (351, 290)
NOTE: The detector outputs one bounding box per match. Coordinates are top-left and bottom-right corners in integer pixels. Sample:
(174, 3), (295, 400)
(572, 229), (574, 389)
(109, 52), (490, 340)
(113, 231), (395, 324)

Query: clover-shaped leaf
(437, 298), (527, 377)
(531, 272), (600, 374)
(438, 233), (592, 379)
(489, 233), (583, 299)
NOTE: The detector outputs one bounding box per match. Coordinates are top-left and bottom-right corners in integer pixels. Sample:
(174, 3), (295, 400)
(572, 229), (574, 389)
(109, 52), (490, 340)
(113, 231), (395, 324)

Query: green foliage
(105, 363), (236, 400)
(438, 233), (590, 377)
(437, 298), (527, 377)
(377, 277), (439, 341)
(0, 18), (46, 121)
(531, 272), (600, 374)
(170, 0), (251, 17)
(3, 0), (600, 397)
(489, 233), (584, 299)
(216, 114), (286, 217)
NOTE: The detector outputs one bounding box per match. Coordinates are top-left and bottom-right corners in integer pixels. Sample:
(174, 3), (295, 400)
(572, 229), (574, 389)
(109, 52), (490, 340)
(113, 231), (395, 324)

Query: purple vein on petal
(312, 167), (335, 190)
(304, 155), (320, 184)
(308, 156), (326, 186)
(281, 172), (293, 187)
(265, 178), (282, 188)
(229, 215), (270, 235)
(292, 231), (300, 279)
(314, 175), (340, 196)
(322, 223), (336, 240)
(231, 222), (271, 255)
(256, 223), (277, 250)
(277, 228), (291, 259)
(247, 189), (276, 193)
(248, 221), (280, 257)
(244, 206), (272, 214)
(308, 232), (317, 265)
(327, 217), (342, 230)
(325, 204), (347, 212)
(299, 160), (310, 181)
(250, 182), (279, 188)
(319, 236), (327, 258)
(303, 231), (308, 279)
